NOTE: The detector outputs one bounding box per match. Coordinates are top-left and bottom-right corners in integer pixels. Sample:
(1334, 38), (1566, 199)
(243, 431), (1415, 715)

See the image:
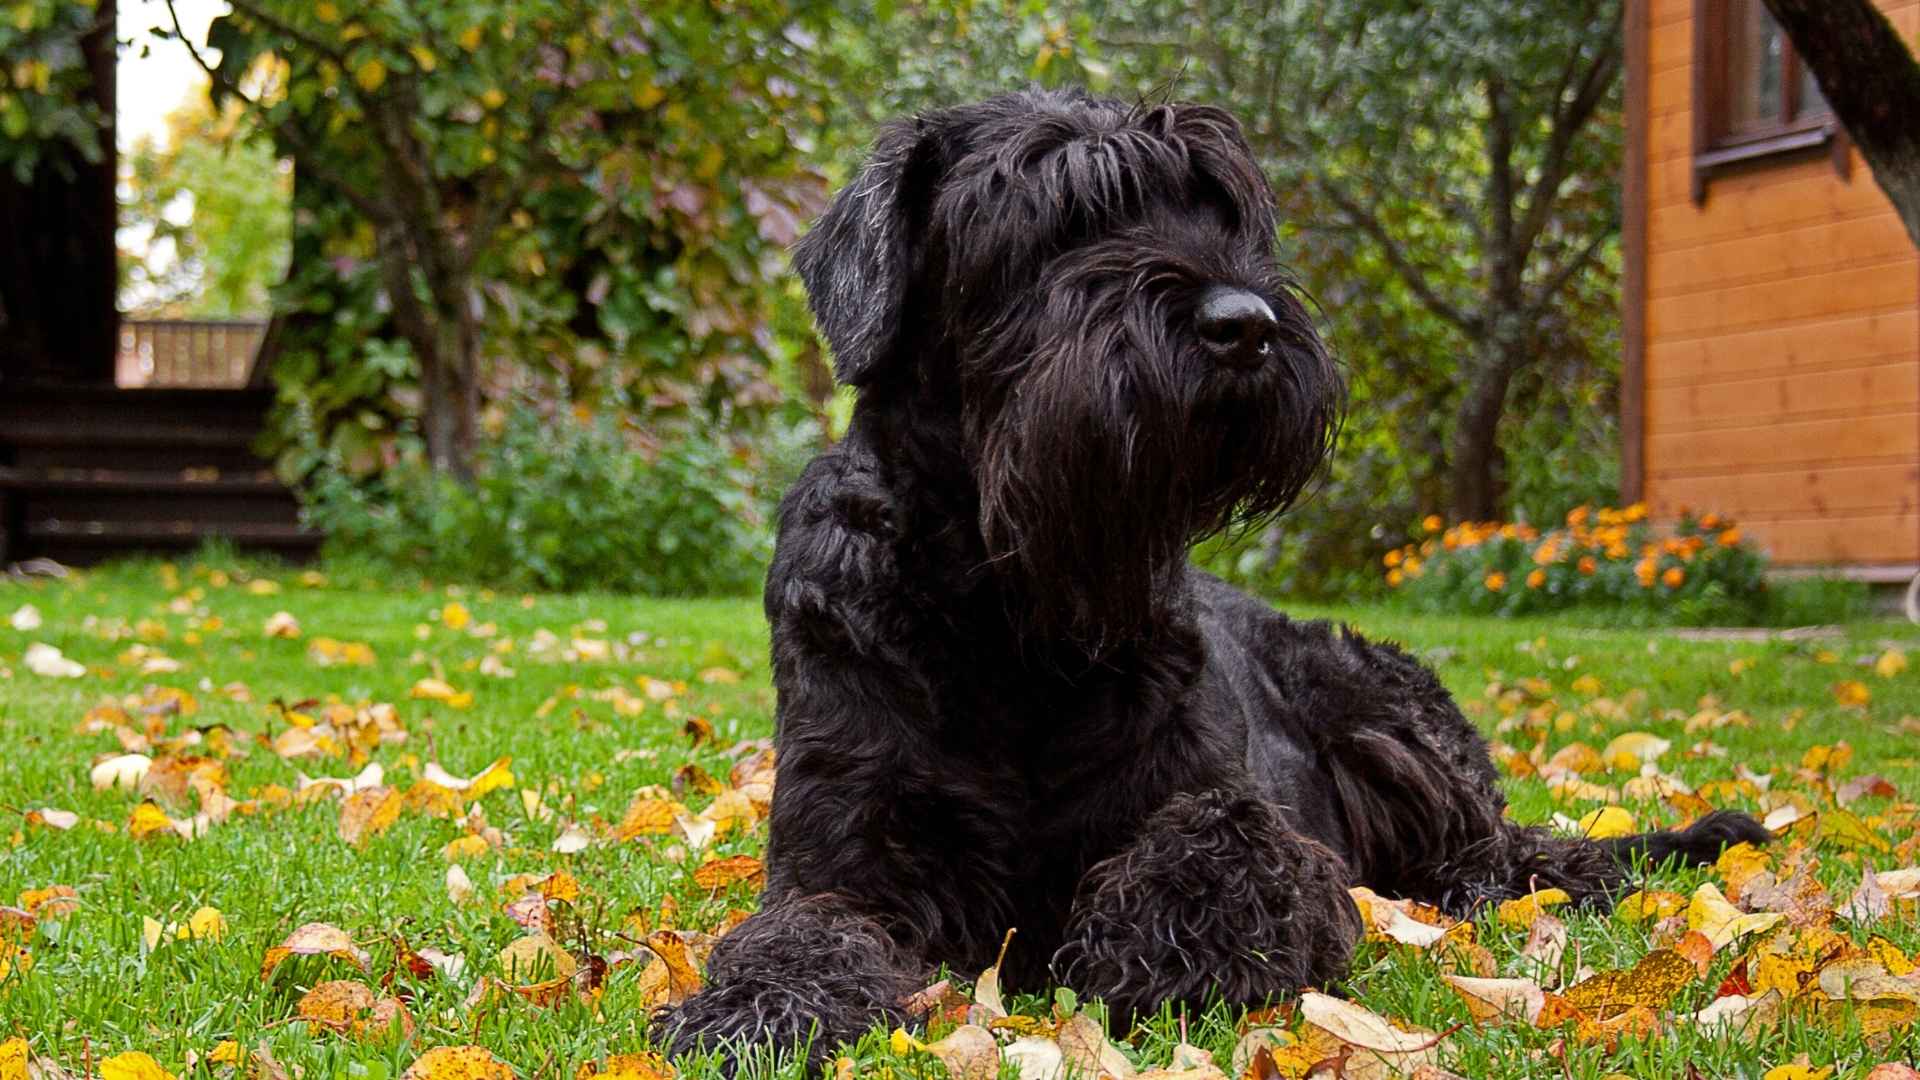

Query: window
(1692, 0), (1846, 203)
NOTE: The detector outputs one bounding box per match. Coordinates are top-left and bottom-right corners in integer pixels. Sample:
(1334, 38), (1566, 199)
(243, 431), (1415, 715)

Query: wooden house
(1622, 0), (1920, 581)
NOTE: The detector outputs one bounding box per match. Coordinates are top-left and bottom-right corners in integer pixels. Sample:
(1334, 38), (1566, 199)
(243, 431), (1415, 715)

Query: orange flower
(1718, 527), (1741, 547)
(1387, 569), (1405, 588)
(1485, 571), (1508, 592)
(1422, 514), (1444, 533)
(1624, 502), (1649, 523)
(1635, 558), (1657, 587)
(1526, 568), (1546, 589)
(1663, 567), (1685, 589)
(1578, 556), (1597, 575)
(1566, 505), (1590, 527)
(1384, 549), (1404, 568)
(1404, 557), (1423, 575)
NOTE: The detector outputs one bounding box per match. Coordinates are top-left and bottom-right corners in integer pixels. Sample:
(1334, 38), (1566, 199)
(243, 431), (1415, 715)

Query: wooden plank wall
(1637, 0), (1920, 568)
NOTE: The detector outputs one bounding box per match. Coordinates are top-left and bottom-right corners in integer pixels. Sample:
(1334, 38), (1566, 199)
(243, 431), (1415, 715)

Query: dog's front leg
(654, 892), (924, 1069)
(1051, 790), (1361, 1023)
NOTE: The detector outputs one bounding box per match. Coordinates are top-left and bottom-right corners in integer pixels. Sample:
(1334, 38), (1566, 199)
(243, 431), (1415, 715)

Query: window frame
(1690, 0), (1848, 204)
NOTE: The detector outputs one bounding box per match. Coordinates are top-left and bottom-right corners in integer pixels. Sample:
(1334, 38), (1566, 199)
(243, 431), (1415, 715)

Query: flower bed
(1384, 505), (1767, 621)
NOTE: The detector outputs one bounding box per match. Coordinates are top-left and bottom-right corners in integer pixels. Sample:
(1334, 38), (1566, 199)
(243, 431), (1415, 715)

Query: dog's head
(795, 89), (1342, 649)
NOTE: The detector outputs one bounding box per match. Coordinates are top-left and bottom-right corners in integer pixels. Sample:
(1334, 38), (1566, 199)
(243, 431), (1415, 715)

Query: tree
(120, 89), (292, 317)
(161, 0), (841, 482)
(1087, 0), (1624, 522)
(1761, 0), (1920, 247)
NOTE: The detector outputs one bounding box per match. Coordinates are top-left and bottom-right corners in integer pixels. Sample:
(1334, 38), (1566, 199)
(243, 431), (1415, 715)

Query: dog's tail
(1410, 811), (1772, 917)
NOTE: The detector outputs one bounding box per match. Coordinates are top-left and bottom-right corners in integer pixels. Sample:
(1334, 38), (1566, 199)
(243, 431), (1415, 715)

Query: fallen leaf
(261, 922), (371, 980)
(401, 1047), (514, 1080)
(98, 1055), (174, 1080)
(447, 864), (476, 905)
(91, 753), (152, 791)
(1576, 806), (1636, 840)
(1688, 883), (1785, 950)
(1499, 889), (1571, 930)
(338, 786), (402, 847)
(295, 979), (415, 1039)
(1445, 974), (1545, 1023)
(24, 643), (84, 678)
(691, 855), (764, 891)
(1562, 948), (1697, 1016)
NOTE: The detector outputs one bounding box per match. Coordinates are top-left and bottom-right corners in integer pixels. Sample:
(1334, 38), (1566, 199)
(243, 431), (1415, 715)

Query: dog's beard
(968, 276), (1339, 657)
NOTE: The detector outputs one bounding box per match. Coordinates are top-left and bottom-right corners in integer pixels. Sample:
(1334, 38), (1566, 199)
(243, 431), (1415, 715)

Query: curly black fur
(653, 88), (1768, 1071)
(1051, 791), (1361, 1022)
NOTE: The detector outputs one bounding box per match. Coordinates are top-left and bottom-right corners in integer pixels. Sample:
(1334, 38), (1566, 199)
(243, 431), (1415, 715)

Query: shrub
(301, 406), (802, 596)
(1383, 505), (1773, 623)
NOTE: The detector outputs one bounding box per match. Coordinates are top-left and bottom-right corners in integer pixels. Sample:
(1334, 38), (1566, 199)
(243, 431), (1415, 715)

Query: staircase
(0, 384), (321, 566)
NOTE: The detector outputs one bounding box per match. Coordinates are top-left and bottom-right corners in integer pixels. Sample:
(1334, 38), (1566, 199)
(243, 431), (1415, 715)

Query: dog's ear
(792, 119), (942, 387)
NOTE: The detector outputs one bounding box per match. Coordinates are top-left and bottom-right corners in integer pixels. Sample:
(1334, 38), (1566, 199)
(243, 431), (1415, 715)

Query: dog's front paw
(652, 895), (922, 1071)
(1051, 791), (1361, 1023)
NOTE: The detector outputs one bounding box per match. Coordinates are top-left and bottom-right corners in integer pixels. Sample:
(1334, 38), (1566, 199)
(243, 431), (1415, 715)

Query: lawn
(3, 556), (1920, 1079)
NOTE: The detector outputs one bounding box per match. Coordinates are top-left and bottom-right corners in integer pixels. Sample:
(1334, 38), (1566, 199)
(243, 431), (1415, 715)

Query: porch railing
(116, 319), (267, 388)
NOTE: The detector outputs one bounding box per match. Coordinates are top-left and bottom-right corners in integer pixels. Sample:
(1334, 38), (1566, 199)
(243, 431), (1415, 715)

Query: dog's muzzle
(1196, 287), (1278, 372)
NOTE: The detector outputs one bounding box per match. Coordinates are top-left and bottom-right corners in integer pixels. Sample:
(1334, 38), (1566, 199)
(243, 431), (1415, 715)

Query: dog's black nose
(1196, 288), (1279, 370)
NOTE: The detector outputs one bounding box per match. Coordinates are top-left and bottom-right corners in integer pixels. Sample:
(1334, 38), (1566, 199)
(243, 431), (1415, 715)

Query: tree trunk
(1762, 0), (1920, 247)
(1448, 344), (1521, 522)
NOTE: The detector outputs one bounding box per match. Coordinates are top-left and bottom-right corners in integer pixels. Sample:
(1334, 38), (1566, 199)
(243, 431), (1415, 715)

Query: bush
(1383, 505), (1775, 624)
(301, 406), (804, 596)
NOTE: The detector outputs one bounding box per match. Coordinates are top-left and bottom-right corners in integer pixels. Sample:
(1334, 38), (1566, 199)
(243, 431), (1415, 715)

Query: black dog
(657, 88), (1767, 1066)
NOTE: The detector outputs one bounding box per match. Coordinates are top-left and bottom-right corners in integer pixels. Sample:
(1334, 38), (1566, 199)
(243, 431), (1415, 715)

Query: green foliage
(119, 93), (292, 317)
(190, 0), (841, 477)
(1383, 507), (1777, 625)
(300, 405), (805, 595)
(0, 0), (107, 180)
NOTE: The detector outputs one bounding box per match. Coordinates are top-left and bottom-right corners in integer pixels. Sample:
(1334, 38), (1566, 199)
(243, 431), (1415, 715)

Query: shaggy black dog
(656, 88), (1768, 1066)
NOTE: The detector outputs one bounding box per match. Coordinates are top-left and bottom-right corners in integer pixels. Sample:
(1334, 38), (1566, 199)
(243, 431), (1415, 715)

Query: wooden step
(22, 520), (323, 564)
(0, 467), (302, 528)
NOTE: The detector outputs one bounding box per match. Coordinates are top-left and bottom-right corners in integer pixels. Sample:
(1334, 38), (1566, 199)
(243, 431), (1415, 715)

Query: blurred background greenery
(15, 0), (1640, 601)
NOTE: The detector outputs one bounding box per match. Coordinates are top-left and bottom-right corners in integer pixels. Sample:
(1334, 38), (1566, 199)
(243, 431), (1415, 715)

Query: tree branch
(1511, 32), (1622, 268)
(161, 0), (391, 225)
(1320, 179), (1479, 333)
(1762, 0), (1920, 246)
(1525, 223), (1615, 317)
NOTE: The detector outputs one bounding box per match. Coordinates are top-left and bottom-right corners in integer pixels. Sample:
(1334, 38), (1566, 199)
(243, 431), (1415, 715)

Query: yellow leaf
(1577, 806), (1637, 840)
(184, 905), (226, 941)
(99, 1053), (176, 1080)
(142, 915), (166, 951)
(260, 922), (372, 980)
(1819, 809), (1892, 854)
(1688, 882), (1785, 950)
(442, 601), (471, 630)
(128, 801), (173, 840)
(1499, 888), (1571, 930)
(633, 81), (665, 109)
(408, 44), (437, 72)
(401, 1047), (514, 1080)
(691, 855), (764, 891)
(1834, 680), (1872, 707)
(458, 25), (484, 51)
(1545, 742), (1603, 775)
(338, 786), (402, 847)
(480, 88), (506, 109)
(355, 59), (387, 93)
(1616, 889), (1685, 924)
(614, 796), (685, 840)
(209, 1042), (241, 1066)
(1876, 650), (1909, 678)
(443, 834), (490, 861)
(499, 932), (577, 983)
(1762, 1067), (1834, 1080)
(1601, 731), (1670, 770)
(315, 1), (339, 23)
(0, 1038), (24, 1080)
(1562, 948), (1698, 1014)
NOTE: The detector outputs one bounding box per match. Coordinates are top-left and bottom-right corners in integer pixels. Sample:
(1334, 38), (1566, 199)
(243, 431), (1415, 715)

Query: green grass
(4, 555), (1920, 1077)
